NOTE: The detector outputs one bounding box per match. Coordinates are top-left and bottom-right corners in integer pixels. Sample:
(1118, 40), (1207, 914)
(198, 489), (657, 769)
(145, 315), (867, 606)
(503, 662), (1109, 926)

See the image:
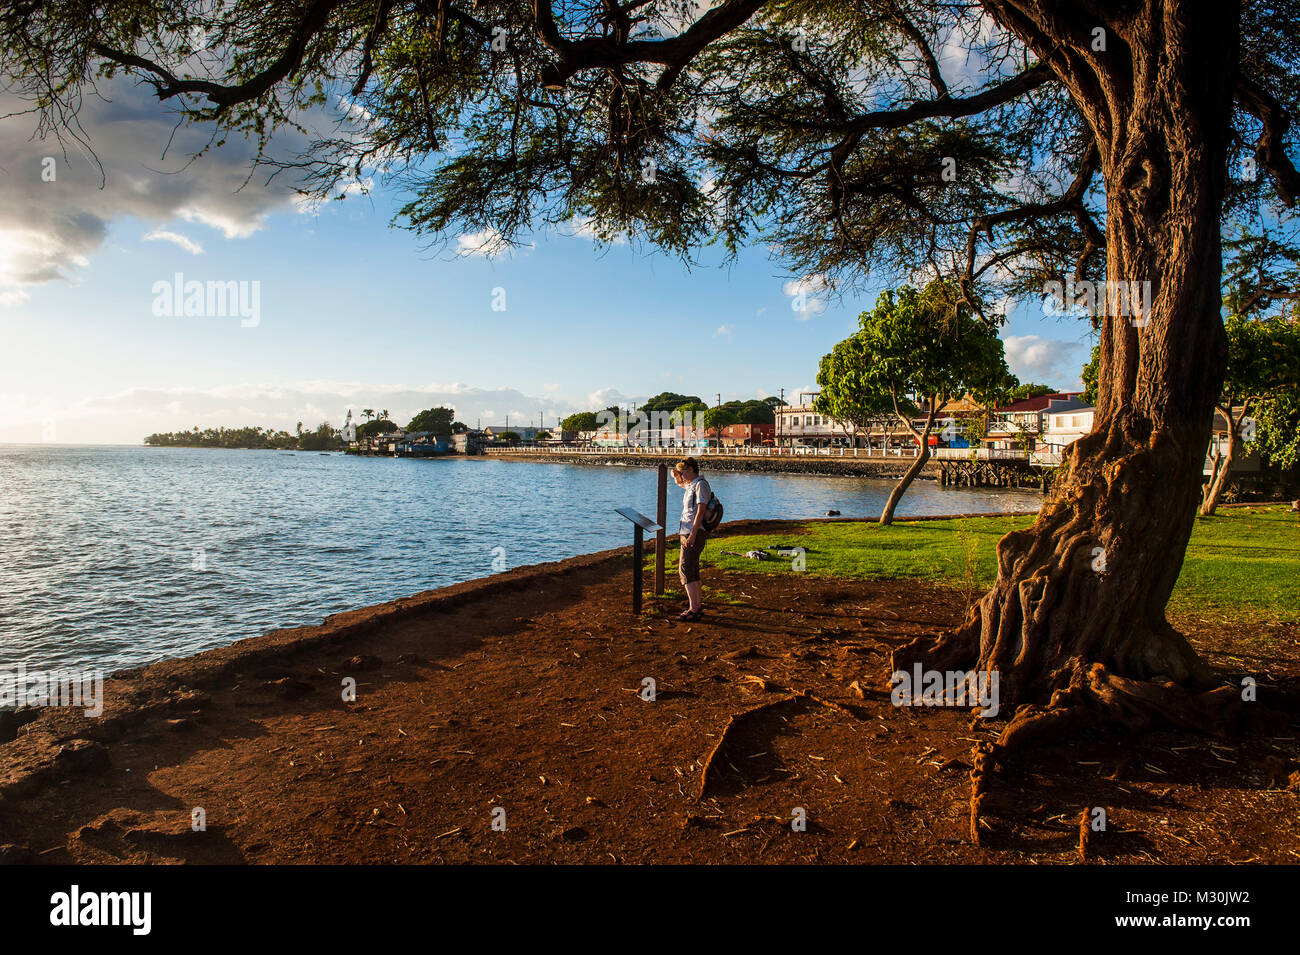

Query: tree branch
(1236, 74), (1300, 208)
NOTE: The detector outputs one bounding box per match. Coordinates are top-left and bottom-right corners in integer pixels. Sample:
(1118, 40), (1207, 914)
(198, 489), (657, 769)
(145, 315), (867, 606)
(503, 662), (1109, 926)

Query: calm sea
(0, 445), (1042, 673)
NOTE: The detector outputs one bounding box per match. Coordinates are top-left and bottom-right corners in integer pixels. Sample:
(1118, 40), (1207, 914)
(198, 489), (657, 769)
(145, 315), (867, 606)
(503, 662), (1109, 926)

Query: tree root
(962, 659), (1290, 847)
(695, 691), (867, 802)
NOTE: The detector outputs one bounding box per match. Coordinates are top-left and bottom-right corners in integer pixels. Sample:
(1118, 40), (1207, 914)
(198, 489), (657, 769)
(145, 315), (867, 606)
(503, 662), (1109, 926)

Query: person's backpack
(702, 492), (724, 532)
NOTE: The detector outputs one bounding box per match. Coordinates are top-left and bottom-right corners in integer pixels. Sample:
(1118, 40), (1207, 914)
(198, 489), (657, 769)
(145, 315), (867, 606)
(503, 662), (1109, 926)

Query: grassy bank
(694, 505), (1300, 626)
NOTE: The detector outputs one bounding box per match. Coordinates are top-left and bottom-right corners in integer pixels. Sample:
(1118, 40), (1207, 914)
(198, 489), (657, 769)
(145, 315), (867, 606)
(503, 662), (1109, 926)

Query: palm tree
(381, 408), (390, 423)
(362, 408), (375, 422)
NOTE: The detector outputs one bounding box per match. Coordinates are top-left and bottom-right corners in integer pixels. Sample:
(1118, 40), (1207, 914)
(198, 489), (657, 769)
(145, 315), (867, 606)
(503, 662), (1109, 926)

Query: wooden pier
(932, 448), (1043, 489)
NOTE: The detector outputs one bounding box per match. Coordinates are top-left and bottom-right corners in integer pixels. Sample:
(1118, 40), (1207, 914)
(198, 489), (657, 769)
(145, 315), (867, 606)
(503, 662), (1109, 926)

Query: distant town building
(720, 423), (774, 447)
(454, 431), (487, 454)
(483, 425), (541, 441)
(967, 392), (1087, 452)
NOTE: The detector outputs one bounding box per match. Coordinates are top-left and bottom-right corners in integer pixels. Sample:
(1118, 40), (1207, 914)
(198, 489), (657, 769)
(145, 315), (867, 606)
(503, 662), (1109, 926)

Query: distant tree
(815, 334), (893, 446)
(725, 399), (775, 425)
(535, 430), (552, 441)
(640, 392), (702, 413)
(1006, 382), (1058, 403)
(1255, 389), (1300, 473)
(562, 412), (599, 433)
(1201, 313), (1300, 514)
(1080, 346), (1101, 407)
(451, 421), (469, 434)
(357, 418), (398, 438)
(298, 421), (342, 451)
(702, 407), (736, 446)
(407, 406), (456, 435)
(763, 396), (788, 411)
(840, 281), (1010, 525)
(296, 421), (304, 438)
(497, 431), (521, 443)
(361, 409), (375, 424)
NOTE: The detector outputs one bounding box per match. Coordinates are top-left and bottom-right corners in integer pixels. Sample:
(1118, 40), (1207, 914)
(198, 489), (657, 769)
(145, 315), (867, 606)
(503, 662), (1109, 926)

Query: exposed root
(695, 691), (866, 801)
(1077, 808), (1091, 863)
(967, 741), (995, 846)
(957, 660), (1290, 846)
(997, 660), (1288, 754)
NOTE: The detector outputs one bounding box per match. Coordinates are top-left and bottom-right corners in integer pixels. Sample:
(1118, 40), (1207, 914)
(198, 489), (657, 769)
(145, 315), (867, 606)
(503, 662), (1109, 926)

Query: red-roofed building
(986, 392), (1089, 449)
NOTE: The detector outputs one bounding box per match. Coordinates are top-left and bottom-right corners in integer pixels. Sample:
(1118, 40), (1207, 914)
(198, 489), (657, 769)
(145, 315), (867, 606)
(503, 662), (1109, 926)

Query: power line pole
(778, 388), (784, 450)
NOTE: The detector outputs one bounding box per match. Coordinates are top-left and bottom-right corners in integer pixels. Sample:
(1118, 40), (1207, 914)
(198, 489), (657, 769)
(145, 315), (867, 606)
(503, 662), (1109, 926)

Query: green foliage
(561, 411), (599, 432)
(357, 418), (399, 437)
(1221, 311), (1300, 411)
(1254, 389), (1300, 470)
(406, 406), (456, 435)
(143, 422), (342, 450)
(496, 430), (521, 442)
(1006, 382), (1058, 402)
(640, 392), (702, 413)
(703, 406), (737, 431)
(814, 333), (893, 432)
(1081, 345), (1100, 407)
(853, 280), (1010, 423)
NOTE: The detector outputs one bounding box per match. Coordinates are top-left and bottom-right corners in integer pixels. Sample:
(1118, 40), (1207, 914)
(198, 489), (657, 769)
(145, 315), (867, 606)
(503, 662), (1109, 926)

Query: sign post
(655, 465), (667, 596)
(614, 507), (663, 614)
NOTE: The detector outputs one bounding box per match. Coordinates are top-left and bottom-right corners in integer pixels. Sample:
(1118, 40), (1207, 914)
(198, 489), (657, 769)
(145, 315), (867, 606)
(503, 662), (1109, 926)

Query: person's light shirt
(679, 476), (712, 535)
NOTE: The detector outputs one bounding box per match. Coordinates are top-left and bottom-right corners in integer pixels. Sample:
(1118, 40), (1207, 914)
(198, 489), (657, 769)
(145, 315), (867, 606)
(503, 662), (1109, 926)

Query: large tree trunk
(898, 1), (1236, 712)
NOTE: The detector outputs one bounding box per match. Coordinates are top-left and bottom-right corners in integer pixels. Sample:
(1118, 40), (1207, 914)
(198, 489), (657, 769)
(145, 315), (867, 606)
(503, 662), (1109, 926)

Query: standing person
(672, 457), (711, 621)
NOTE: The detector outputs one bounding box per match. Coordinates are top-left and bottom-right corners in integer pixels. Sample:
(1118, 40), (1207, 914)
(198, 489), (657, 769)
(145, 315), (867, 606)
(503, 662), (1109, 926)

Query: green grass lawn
(685, 505), (1300, 625)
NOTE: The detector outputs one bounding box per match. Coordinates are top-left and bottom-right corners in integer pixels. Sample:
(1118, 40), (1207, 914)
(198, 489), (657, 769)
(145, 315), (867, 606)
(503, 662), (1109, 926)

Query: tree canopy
(407, 406), (456, 434)
(819, 279), (1010, 523)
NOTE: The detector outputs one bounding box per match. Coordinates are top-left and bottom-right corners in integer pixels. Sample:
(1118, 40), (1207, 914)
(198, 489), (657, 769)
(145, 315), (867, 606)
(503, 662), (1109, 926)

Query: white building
(1032, 407), (1095, 466)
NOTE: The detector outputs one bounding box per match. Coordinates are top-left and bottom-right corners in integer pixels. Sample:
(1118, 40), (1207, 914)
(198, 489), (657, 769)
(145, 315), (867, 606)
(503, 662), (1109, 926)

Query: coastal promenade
(484, 445), (1040, 484)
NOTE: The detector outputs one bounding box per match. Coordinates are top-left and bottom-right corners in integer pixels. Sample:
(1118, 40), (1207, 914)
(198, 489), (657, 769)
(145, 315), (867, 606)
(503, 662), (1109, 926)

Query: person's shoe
(676, 609), (702, 621)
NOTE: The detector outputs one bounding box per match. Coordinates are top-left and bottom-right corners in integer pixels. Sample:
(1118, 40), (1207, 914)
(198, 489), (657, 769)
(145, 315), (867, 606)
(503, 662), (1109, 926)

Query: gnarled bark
(897, 1), (1237, 716)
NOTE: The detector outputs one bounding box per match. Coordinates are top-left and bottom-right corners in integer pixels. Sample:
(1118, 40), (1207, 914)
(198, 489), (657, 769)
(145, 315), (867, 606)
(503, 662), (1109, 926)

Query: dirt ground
(2, 523), (1298, 864)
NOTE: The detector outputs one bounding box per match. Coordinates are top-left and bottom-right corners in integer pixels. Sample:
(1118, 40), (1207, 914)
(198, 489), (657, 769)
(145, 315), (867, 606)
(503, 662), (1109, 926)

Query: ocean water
(0, 445), (1042, 673)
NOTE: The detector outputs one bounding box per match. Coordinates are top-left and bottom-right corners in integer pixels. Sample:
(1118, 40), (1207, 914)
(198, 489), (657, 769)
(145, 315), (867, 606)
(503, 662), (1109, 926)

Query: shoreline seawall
(479, 450), (943, 478)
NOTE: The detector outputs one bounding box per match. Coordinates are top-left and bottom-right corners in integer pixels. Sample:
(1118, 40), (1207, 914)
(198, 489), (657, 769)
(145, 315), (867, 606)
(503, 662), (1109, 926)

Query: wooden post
(655, 464), (667, 595)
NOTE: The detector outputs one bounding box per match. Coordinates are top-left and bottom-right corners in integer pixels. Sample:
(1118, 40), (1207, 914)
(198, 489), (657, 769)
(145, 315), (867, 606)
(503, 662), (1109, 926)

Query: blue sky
(0, 80), (1093, 444)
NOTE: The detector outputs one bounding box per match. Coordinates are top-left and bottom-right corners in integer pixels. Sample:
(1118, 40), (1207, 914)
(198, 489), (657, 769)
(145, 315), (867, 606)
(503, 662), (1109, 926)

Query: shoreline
(2, 510), (1294, 864)
(1, 513), (1026, 804)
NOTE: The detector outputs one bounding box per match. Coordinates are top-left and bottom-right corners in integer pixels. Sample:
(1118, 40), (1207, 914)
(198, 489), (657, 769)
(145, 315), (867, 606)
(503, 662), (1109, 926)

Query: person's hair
(675, 457), (699, 475)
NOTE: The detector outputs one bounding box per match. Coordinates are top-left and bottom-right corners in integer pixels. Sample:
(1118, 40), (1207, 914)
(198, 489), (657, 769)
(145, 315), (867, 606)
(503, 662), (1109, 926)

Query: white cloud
(456, 228), (510, 257)
(1002, 334), (1087, 389)
(568, 216), (627, 245)
(142, 229), (205, 255)
(783, 274), (829, 321)
(713, 324), (733, 337)
(0, 77), (319, 304)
